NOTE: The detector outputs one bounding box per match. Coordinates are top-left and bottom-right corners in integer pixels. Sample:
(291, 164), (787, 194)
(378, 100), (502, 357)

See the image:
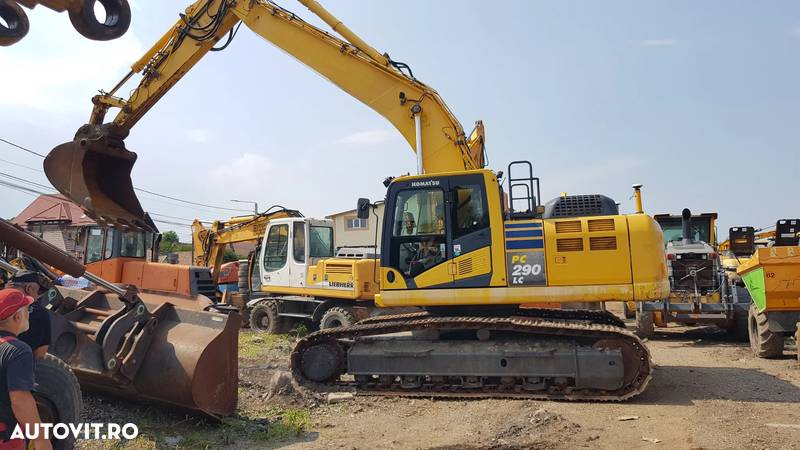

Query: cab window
(452, 183), (489, 239)
(309, 226), (334, 258)
(293, 222), (306, 263)
(658, 218), (712, 244)
(85, 228), (104, 264)
(104, 228), (115, 259)
(390, 189), (447, 277)
(120, 231), (146, 258)
(263, 224), (289, 272)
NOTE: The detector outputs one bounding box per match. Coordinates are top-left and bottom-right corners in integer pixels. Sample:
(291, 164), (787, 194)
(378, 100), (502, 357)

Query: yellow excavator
(191, 206), (302, 285)
(1, 0), (131, 46)
(45, 0), (670, 400)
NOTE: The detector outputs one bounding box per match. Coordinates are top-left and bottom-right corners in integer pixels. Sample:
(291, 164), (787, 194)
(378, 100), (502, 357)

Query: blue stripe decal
(504, 222), (542, 229)
(506, 239), (544, 249)
(505, 229), (543, 238)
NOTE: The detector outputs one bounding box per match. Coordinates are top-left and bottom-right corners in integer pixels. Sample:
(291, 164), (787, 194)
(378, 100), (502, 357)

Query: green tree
(223, 247), (242, 263)
(159, 231), (180, 254)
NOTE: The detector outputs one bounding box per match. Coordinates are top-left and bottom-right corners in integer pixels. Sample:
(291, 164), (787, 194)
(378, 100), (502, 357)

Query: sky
(1, 1), (798, 242)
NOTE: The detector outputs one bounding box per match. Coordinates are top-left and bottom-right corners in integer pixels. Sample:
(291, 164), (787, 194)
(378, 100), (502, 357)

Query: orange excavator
(0, 218), (240, 418)
(81, 225), (217, 298)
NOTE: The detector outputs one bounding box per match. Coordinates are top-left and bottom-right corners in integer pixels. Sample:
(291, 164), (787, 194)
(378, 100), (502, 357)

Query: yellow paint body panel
(544, 216), (632, 286)
(627, 214), (671, 299)
(737, 246), (800, 312)
(454, 246), (493, 282)
(263, 257), (379, 301)
(376, 280), (668, 307)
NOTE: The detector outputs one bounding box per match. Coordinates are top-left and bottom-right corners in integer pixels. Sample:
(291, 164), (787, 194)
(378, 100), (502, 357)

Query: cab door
(448, 174), (493, 287)
(260, 223), (291, 288)
(380, 174), (493, 290)
(381, 176), (453, 289)
(288, 221), (307, 288)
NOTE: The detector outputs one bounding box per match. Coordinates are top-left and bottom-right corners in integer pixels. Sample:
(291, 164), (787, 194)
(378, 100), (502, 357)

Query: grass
(237, 324), (309, 358)
(79, 407), (311, 449)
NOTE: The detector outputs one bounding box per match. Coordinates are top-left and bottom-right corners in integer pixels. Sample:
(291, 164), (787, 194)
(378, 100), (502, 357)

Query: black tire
(250, 301), (287, 334)
(237, 261), (250, 295)
(249, 253), (262, 292)
(319, 306), (357, 330)
(622, 302), (635, 319)
(0, 1), (30, 47)
(68, 0), (131, 41)
(748, 304), (783, 358)
(796, 326), (800, 362)
(727, 311), (749, 342)
(34, 354), (82, 450)
(635, 311), (654, 338)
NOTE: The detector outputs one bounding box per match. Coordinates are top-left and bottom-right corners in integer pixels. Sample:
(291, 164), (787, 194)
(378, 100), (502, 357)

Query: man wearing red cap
(6, 272), (50, 360)
(0, 289), (51, 450)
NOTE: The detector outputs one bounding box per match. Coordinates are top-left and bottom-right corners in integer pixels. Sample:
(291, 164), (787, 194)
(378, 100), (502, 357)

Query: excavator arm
(191, 207), (302, 283)
(45, 0), (486, 230)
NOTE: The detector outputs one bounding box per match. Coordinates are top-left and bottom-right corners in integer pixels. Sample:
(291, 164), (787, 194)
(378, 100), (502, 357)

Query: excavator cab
(82, 226), (216, 298)
(258, 218), (336, 290)
(380, 172), (495, 289)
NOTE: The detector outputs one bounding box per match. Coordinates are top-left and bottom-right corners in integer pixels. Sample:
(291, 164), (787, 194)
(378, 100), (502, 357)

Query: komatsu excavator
(45, 0), (670, 400)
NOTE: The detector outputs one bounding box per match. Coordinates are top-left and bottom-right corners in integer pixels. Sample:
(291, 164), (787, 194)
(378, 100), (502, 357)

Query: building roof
(12, 194), (96, 227)
(326, 201), (384, 219)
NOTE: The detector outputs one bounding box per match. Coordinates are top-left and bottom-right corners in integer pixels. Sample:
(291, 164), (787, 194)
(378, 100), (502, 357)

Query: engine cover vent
(543, 195), (619, 219)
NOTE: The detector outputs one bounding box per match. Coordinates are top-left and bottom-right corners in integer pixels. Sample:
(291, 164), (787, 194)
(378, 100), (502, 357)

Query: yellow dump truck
(737, 219), (800, 359)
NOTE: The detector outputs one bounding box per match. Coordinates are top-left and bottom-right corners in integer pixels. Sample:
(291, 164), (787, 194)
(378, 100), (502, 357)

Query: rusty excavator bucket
(0, 219), (240, 417)
(45, 127), (154, 231)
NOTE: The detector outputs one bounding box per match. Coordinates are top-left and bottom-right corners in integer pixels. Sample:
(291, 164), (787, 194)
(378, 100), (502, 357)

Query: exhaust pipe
(0, 219), (240, 417)
(681, 208), (693, 245)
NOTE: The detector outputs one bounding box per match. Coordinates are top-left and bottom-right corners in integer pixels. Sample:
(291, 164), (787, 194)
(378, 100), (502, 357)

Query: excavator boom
(45, 0), (485, 229)
(191, 206), (302, 283)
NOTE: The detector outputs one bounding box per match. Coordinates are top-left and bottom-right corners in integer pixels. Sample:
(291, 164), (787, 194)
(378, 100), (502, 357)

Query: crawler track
(291, 310), (651, 402)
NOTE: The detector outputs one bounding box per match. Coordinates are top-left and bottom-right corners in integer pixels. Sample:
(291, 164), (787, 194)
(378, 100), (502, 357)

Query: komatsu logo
(411, 180), (440, 187)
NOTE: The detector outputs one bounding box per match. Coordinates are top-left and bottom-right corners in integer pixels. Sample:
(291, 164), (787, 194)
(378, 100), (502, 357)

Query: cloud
(336, 129), (398, 146)
(640, 39), (678, 47)
(186, 129), (209, 143)
(209, 153), (274, 193)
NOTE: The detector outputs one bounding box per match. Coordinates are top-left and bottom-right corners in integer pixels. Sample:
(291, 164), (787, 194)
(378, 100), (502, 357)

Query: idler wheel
(300, 340), (345, 382)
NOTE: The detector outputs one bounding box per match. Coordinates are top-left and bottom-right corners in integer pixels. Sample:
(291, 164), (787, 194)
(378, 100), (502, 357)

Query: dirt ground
(76, 304), (800, 450)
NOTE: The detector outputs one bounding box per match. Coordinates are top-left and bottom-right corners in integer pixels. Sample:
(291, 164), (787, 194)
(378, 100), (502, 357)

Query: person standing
(0, 288), (52, 450)
(6, 272), (50, 360)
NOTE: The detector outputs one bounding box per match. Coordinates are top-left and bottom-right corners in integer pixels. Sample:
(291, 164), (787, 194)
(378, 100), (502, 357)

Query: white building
(326, 201), (385, 253)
